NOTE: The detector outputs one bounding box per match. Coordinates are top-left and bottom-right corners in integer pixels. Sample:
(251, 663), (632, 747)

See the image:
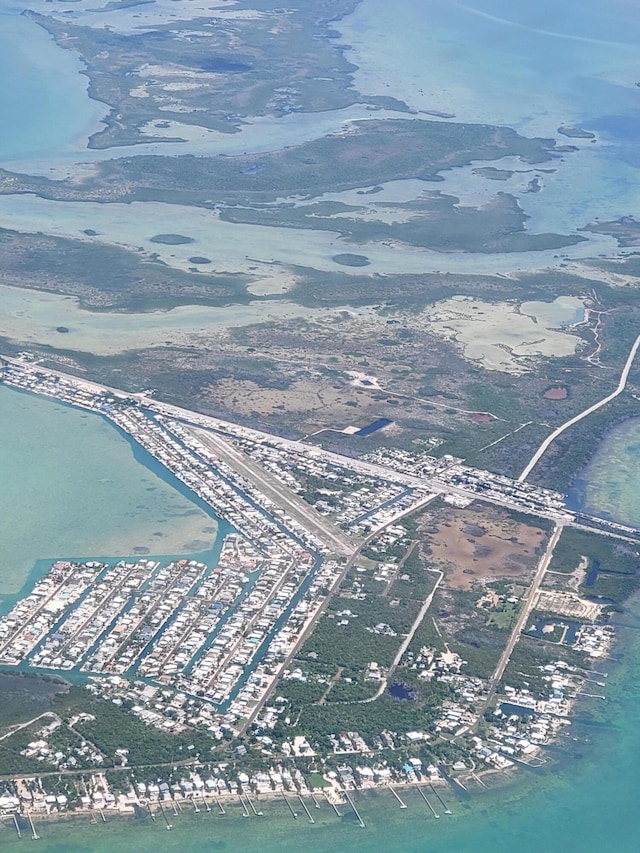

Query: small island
(332, 253), (371, 267)
(149, 234), (195, 245)
(557, 125), (596, 140)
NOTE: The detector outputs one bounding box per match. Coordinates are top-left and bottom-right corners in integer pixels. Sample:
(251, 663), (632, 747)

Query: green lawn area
(486, 601), (520, 629)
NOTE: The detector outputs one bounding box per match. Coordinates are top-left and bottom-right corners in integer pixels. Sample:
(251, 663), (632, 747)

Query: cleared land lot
(421, 504), (546, 590)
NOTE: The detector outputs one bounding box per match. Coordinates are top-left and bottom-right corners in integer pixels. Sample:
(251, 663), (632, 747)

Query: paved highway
(4, 355), (640, 545)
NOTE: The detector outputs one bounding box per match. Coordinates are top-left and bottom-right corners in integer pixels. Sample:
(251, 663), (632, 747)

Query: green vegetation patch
(332, 253), (370, 267)
(0, 227), (250, 311)
(291, 685), (451, 747)
(301, 608), (403, 670)
(53, 687), (217, 767)
(0, 118), (559, 207)
(221, 191), (583, 254)
(501, 635), (584, 696)
(28, 0), (365, 147)
(549, 527), (638, 575)
(486, 599), (519, 629)
(149, 234), (195, 245)
(0, 672), (68, 734)
(306, 772), (330, 789)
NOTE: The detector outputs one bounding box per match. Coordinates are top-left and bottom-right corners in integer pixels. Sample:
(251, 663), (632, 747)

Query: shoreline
(0, 383), (226, 596)
(0, 767), (504, 830)
(6, 625), (626, 838)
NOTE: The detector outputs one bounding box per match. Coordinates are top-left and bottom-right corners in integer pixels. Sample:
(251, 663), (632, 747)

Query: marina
(0, 383), (220, 599)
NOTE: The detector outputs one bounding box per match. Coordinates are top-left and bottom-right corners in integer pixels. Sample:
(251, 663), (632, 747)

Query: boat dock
(282, 792), (298, 820)
(246, 795), (262, 816)
(158, 802), (173, 830)
(387, 783), (407, 809)
(415, 784), (439, 818)
(27, 812), (39, 840)
(326, 793), (342, 817)
(430, 783), (452, 815)
(297, 794), (315, 824)
(471, 771), (487, 789)
(239, 795), (250, 818)
(341, 788), (365, 828)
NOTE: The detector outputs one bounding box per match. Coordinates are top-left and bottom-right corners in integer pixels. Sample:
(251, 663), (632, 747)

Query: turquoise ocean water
(0, 7), (105, 163)
(2, 1), (640, 850)
(0, 383), (222, 601)
(570, 416), (640, 528)
(337, 0), (640, 236)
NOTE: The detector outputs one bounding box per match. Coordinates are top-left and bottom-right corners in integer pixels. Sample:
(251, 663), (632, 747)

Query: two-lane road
(473, 522), (564, 725)
(519, 334), (640, 482)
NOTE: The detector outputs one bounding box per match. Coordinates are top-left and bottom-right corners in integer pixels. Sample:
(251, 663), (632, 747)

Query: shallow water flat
(0, 384), (219, 596)
(575, 416), (640, 528)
